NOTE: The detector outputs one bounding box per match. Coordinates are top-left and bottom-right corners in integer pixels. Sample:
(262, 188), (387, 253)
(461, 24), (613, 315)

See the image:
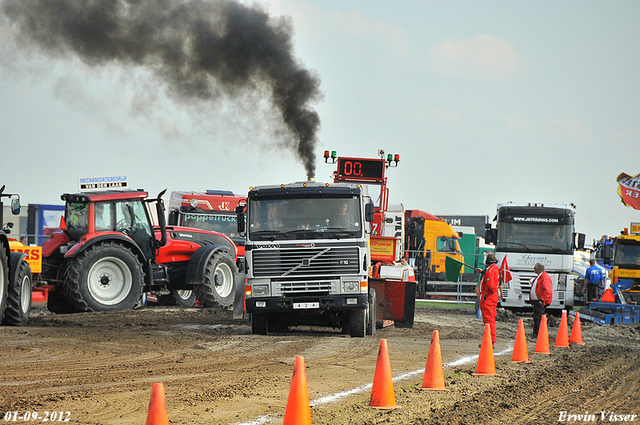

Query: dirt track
(1, 304), (639, 425)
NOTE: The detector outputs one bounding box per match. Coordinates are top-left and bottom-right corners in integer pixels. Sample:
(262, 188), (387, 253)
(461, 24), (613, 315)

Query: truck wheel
(47, 289), (77, 314)
(366, 289), (377, 336)
(65, 242), (144, 312)
(196, 252), (237, 307)
(251, 312), (268, 335)
(349, 309), (366, 338)
(0, 242), (9, 323)
(2, 259), (32, 326)
(268, 313), (288, 334)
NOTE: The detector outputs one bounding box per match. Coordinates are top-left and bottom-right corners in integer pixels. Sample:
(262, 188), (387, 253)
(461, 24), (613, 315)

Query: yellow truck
(405, 210), (464, 273)
(609, 223), (640, 302)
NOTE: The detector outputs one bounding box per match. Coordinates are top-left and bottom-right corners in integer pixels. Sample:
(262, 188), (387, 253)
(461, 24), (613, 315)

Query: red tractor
(41, 189), (242, 314)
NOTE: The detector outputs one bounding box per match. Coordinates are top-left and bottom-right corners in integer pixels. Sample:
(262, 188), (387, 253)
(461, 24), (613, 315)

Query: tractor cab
(61, 190), (162, 260)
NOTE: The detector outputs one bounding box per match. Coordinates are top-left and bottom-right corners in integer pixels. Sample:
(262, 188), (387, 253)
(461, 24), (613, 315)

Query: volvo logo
(255, 243), (280, 249)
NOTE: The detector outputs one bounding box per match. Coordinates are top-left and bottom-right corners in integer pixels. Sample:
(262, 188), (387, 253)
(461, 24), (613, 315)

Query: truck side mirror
(603, 244), (612, 264)
(576, 233), (586, 250)
(167, 210), (178, 226)
(10, 196), (20, 215)
(365, 201), (375, 223)
(237, 213), (245, 233)
(484, 224), (496, 244)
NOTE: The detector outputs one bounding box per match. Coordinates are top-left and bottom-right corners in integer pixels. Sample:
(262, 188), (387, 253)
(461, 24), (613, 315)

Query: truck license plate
(293, 302), (319, 309)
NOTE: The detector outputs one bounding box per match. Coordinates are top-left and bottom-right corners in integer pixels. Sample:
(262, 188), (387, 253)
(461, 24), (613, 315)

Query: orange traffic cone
(570, 311), (585, 345)
(422, 330), (449, 391)
(512, 319), (530, 363)
(145, 383), (169, 425)
(283, 356), (312, 425)
(534, 314), (550, 355)
(370, 339), (401, 409)
(555, 310), (569, 348)
(473, 323), (496, 376)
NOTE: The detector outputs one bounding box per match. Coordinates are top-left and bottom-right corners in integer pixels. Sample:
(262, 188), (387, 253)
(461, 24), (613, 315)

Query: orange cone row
(145, 312), (587, 422)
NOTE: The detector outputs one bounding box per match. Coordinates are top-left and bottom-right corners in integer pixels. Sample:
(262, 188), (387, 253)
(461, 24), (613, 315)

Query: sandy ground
(1, 303), (639, 425)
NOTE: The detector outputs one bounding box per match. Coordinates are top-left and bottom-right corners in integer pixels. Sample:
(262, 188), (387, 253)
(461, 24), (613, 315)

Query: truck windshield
(180, 212), (242, 244)
(496, 222), (573, 254)
(248, 196), (362, 241)
(437, 237), (459, 253)
(614, 240), (640, 268)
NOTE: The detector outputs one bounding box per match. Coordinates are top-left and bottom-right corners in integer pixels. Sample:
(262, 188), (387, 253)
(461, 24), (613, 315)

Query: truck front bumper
(246, 294), (368, 314)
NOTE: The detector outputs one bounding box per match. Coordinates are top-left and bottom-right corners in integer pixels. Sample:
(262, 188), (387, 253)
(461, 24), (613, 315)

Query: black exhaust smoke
(2, 0), (321, 177)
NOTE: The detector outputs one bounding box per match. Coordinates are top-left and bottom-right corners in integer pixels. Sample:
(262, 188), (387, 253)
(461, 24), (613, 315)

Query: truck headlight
(252, 285), (269, 296)
(342, 281), (359, 293)
(557, 275), (567, 291)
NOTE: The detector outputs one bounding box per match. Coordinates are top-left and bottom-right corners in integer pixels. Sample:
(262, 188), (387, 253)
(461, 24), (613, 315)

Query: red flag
(500, 256), (513, 284)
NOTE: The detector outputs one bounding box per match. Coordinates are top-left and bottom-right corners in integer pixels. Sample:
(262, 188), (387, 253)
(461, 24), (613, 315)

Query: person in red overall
(475, 253), (501, 344)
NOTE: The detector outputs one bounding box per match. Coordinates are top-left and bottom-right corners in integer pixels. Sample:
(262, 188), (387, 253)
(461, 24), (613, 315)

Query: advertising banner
(617, 173), (640, 210)
(370, 236), (397, 262)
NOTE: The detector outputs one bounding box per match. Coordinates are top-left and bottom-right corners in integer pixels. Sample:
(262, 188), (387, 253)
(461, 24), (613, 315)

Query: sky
(1, 0), (639, 243)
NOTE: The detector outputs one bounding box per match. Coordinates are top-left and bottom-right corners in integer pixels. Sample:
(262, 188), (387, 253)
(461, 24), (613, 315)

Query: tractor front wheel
(195, 252), (237, 308)
(171, 289), (197, 307)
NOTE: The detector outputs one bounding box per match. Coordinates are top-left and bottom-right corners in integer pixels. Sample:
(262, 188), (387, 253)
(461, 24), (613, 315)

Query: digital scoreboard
(336, 158), (385, 182)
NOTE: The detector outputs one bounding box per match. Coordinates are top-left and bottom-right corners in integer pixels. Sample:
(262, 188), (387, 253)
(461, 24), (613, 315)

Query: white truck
(239, 151), (415, 337)
(485, 202), (585, 314)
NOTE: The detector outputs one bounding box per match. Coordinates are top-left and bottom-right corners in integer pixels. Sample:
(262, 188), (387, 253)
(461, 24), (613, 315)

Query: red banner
(617, 173), (640, 210)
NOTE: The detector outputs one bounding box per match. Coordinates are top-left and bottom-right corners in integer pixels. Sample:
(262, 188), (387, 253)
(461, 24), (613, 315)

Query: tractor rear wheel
(0, 241), (9, 323)
(65, 242), (144, 312)
(195, 251), (237, 307)
(2, 259), (32, 326)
